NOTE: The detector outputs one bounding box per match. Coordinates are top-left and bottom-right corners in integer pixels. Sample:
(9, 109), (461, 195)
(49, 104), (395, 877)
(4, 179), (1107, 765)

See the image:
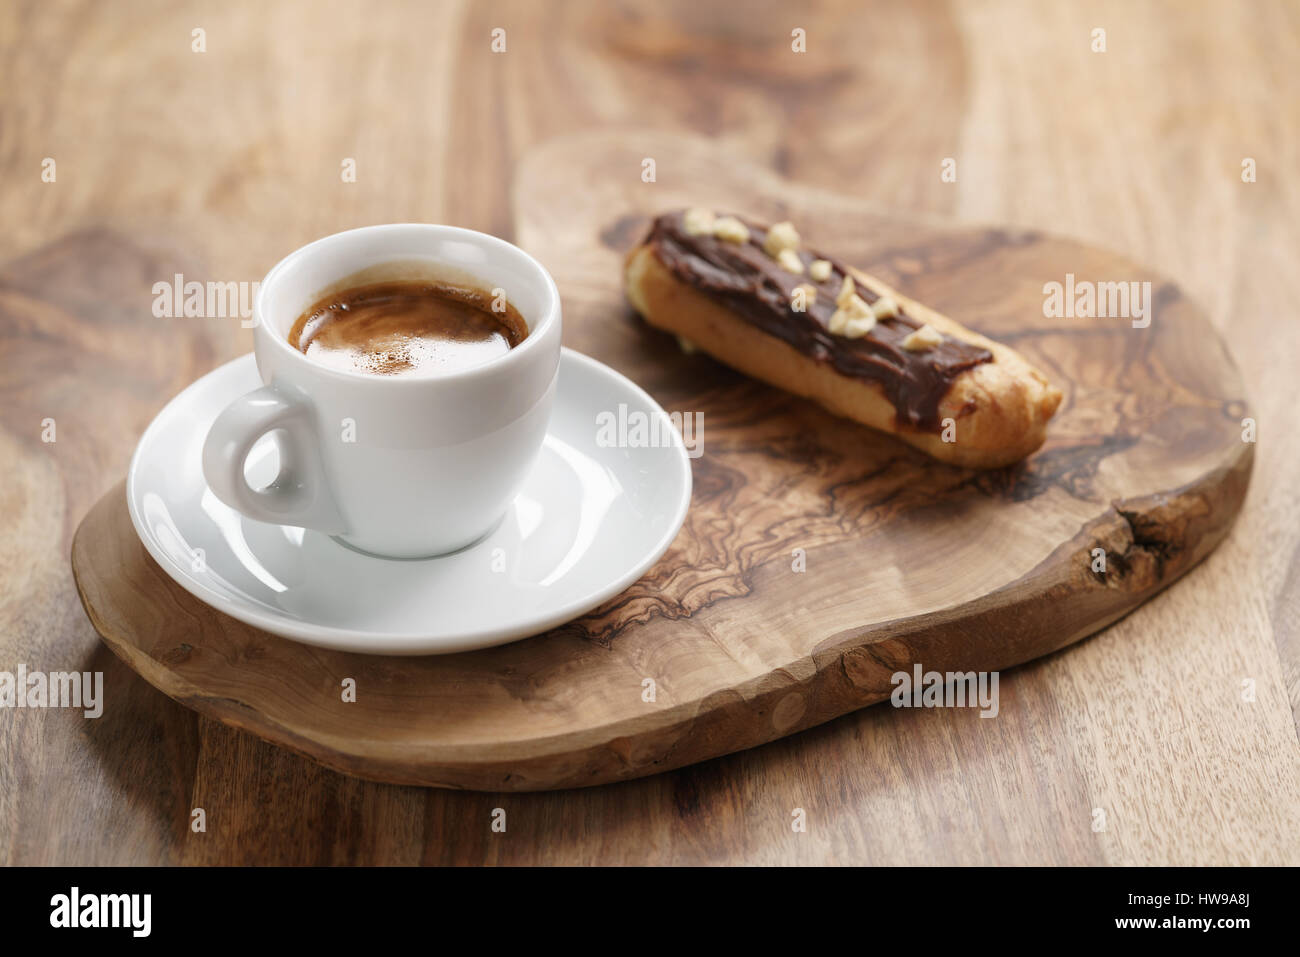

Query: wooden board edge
(71, 443), (1252, 791)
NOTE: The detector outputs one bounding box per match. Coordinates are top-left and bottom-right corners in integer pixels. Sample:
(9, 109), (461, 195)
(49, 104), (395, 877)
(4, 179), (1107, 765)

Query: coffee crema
(289, 280), (528, 377)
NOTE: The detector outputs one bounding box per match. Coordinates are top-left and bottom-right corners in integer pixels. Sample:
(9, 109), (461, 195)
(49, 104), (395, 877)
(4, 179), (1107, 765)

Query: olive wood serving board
(71, 132), (1252, 791)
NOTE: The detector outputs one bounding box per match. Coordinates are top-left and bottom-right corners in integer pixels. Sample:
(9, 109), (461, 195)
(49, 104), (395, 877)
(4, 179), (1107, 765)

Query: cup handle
(201, 384), (347, 532)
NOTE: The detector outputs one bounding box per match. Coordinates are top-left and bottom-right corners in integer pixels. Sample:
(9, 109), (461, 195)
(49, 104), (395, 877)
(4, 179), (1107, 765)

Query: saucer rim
(125, 348), (692, 655)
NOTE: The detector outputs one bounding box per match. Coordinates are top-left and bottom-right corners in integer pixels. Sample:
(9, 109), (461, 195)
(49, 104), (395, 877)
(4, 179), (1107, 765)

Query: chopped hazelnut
(777, 248), (804, 273)
(871, 295), (900, 319)
(901, 324), (943, 351)
(712, 216), (750, 244)
(808, 259), (832, 282)
(829, 291), (874, 336)
(836, 274), (857, 306)
(844, 294), (873, 318)
(763, 221), (801, 257)
(842, 315), (877, 339)
(683, 208), (716, 236)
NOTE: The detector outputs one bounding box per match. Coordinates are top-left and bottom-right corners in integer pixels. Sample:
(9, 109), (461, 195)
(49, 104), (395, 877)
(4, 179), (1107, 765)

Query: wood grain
(2, 0), (1299, 864)
(72, 139), (1253, 791)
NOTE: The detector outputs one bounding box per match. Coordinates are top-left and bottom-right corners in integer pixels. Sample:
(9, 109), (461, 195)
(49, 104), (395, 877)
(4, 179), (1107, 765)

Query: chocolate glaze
(644, 211), (993, 431)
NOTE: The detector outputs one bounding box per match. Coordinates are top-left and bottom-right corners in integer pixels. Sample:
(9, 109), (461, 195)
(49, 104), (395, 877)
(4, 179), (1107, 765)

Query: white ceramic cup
(201, 224), (562, 558)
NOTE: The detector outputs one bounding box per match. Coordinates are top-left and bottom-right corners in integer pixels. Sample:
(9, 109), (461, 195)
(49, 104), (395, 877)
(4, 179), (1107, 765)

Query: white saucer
(126, 350), (692, 655)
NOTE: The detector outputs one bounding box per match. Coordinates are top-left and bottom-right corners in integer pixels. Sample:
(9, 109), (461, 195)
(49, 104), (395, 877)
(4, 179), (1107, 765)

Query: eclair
(623, 209), (1063, 468)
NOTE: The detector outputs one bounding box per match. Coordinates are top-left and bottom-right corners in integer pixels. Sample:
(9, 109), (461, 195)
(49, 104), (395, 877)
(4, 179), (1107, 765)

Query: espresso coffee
(289, 280), (528, 377)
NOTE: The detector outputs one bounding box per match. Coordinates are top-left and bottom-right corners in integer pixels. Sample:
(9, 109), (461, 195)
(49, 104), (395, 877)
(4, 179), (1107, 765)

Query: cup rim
(254, 223), (561, 386)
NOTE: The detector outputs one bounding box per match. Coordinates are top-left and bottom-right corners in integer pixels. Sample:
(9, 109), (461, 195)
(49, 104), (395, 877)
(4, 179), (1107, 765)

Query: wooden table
(3, 0), (1297, 865)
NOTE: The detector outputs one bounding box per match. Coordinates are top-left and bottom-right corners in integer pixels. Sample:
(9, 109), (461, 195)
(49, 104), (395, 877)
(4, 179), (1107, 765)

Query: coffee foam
(289, 276), (528, 379)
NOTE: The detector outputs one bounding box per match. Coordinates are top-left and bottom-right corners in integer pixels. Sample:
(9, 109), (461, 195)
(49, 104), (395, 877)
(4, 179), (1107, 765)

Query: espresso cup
(201, 224), (562, 558)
